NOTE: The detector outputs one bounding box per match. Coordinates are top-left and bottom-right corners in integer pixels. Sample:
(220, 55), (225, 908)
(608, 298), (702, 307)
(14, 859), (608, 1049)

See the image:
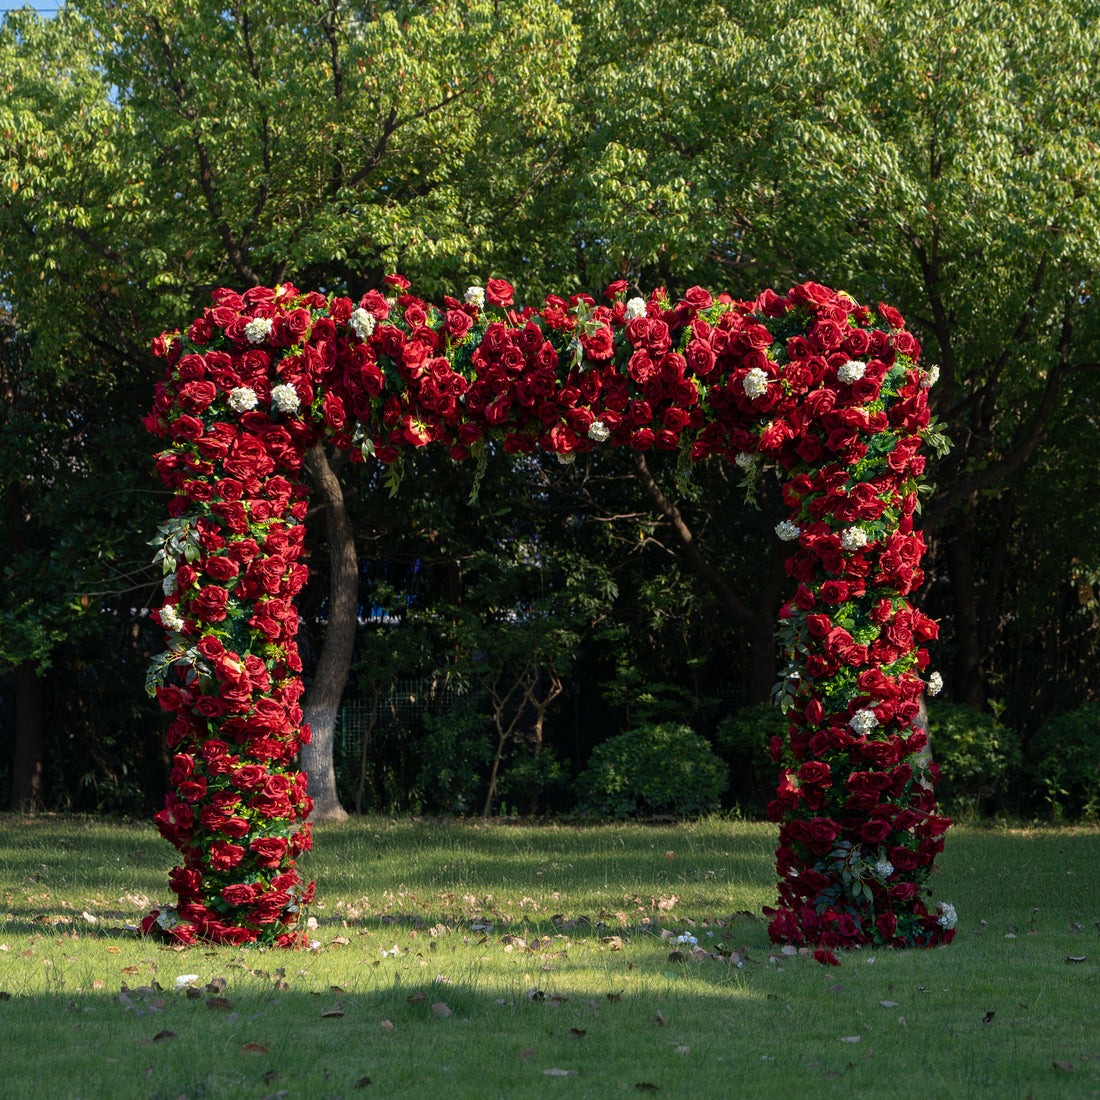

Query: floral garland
(144, 274), (955, 951)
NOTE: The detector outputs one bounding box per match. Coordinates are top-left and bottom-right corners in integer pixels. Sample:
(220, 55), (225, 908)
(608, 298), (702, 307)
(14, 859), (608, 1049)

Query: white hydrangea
(271, 383), (300, 415)
(625, 297), (647, 321)
(927, 671), (944, 697)
(774, 519), (801, 542)
(840, 526), (869, 551)
(228, 386), (259, 412)
(837, 359), (867, 384)
(244, 316), (274, 344)
(160, 604), (185, 633)
(556, 451), (576, 465)
(349, 307), (376, 339)
(743, 367), (769, 400)
(937, 901), (958, 930)
(874, 857), (894, 879)
(735, 451), (756, 470)
(464, 285), (486, 309)
(920, 364), (940, 390)
(849, 708), (880, 736)
(162, 573), (176, 597)
(587, 420), (610, 443)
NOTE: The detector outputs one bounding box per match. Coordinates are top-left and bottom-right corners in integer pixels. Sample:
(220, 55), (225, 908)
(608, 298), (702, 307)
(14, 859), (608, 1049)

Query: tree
(0, 0), (582, 811)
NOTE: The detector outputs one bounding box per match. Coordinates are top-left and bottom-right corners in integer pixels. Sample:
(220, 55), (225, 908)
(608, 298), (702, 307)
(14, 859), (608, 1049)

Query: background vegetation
(1, 0), (1098, 819)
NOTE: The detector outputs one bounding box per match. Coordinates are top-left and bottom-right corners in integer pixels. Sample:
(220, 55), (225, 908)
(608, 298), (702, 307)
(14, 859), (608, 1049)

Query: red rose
(480, 278), (511, 307)
(250, 836), (289, 868)
(209, 841), (246, 870)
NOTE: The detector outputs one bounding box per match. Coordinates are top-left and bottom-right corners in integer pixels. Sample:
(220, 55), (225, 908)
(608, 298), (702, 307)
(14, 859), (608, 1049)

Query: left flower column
(142, 314), (319, 946)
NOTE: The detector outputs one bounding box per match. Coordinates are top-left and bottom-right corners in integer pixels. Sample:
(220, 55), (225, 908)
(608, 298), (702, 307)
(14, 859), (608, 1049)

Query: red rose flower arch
(143, 275), (956, 953)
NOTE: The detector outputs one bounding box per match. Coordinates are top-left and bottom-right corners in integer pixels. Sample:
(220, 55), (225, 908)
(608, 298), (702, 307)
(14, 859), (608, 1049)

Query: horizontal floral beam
(144, 275), (955, 950)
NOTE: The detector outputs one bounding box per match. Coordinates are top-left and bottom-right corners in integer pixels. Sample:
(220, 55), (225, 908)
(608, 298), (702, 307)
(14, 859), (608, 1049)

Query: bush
(926, 702), (1021, 816)
(713, 702), (786, 813)
(577, 723), (728, 818)
(1026, 702), (1100, 821)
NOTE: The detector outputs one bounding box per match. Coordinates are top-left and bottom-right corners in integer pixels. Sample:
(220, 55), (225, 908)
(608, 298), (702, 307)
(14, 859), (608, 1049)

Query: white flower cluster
(840, 526), (869, 551)
(228, 386), (259, 413)
(849, 708), (880, 736)
(244, 316), (274, 344)
(556, 451), (576, 465)
(937, 901), (958, 930)
(271, 383), (300, 415)
(837, 358), (867, 384)
(587, 420), (610, 443)
(160, 604), (185, 633)
(874, 856), (894, 879)
(927, 671), (944, 697)
(625, 297), (647, 321)
(920, 364), (940, 390)
(349, 307), (376, 339)
(735, 451), (756, 470)
(464, 285), (485, 309)
(743, 367), (769, 400)
(775, 519), (801, 542)
(162, 573), (176, 597)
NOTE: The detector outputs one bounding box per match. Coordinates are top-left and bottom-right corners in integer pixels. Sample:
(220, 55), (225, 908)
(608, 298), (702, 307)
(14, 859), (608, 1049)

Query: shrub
(713, 702), (786, 813)
(577, 723), (728, 818)
(926, 702), (1021, 816)
(1026, 702), (1100, 821)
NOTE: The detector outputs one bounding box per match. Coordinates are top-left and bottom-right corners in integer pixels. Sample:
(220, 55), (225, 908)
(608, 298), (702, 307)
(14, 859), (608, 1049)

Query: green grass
(1, 815), (1098, 1099)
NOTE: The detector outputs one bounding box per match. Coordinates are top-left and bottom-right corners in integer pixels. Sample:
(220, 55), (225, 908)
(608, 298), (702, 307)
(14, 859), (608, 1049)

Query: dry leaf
(380, 1020), (395, 1032)
(407, 992), (428, 1005)
(839, 1036), (861, 1043)
(652, 1011), (666, 1026)
(106, 946), (121, 955)
(674, 1045), (690, 1055)
(607, 991), (622, 1003)
(331, 936), (350, 947)
(330, 985), (346, 994)
(880, 1000), (901, 1008)
(0, 992), (11, 1002)
(431, 1002), (452, 1018)
(320, 1009), (345, 1018)
(355, 1076), (372, 1088)
(205, 996), (233, 1011)
(152, 1030), (177, 1042)
(569, 1028), (586, 1038)
(1065, 955), (1088, 964)
(1053, 1061), (1076, 1072)
(981, 1011), (995, 1024)
(518, 1049), (534, 1060)
(636, 1084), (660, 1092)
(543, 1069), (577, 1077)
(121, 966), (140, 975)
(240, 1042), (268, 1055)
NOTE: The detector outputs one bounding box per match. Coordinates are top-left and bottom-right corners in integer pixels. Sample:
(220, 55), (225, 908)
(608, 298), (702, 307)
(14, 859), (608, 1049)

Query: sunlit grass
(0, 815), (1097, 1098)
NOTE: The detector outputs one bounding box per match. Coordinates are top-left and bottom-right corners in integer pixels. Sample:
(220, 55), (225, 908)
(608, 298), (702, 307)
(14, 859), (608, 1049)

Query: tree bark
(301, 444), (353, 824)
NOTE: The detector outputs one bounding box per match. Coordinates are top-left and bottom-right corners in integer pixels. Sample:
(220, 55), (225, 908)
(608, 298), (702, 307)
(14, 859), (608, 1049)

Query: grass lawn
(0, 815), (1098, 1099)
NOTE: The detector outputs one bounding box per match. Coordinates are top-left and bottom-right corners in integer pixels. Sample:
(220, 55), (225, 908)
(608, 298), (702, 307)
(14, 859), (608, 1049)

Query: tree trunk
(301, 444), (353, 824)
(9, 661), (44, 811)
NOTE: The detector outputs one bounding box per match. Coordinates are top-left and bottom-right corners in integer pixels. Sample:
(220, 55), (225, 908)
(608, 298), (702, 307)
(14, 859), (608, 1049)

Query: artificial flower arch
(143, 274), (956, 952)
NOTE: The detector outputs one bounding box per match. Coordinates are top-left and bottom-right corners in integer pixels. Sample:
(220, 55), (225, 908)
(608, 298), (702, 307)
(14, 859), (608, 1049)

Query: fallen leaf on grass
(407, 992), (428, 1004)
(205, 997), (233, 1011)
(152, 1030), (176, 1042)
(320, 1009), (345, 1019)
(240, 1042), (268, 1055)
(1053, 1061), (1076, 1072)
(331, 936), (350, 947)
(355, 1077), (372, 1088)
(569, 1028), (586, 1038)
(431, 1002), (452, 1018)
(1065, 955), (1088, 964)
(838, 1036), (861, 1043)
(106, 946), (121, 955)
(652, 1011), (666, 1026)
(880, 1001), (900, 1009)
(330, 984), (346, 994)
(635, 1083), (660, 1091)
(380, 1020), (395, 1032)
(543, 1068), (577, 1077)
(981, 1011), (995, 1024)
(518, 1049), (534, 1060)
(674, 1045), (690, 1055)
(607, 992), (622, 1003)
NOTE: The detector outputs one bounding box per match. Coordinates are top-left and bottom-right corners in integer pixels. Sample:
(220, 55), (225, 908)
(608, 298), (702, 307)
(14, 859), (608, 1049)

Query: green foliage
(1027, 703), (1100, 821)
(577, 723), (728, 819)
(713, 702), (786, 814)
(927, 703), (1022, 817)
(495, 745), (570, 814)
(415, 697), (491, 815)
